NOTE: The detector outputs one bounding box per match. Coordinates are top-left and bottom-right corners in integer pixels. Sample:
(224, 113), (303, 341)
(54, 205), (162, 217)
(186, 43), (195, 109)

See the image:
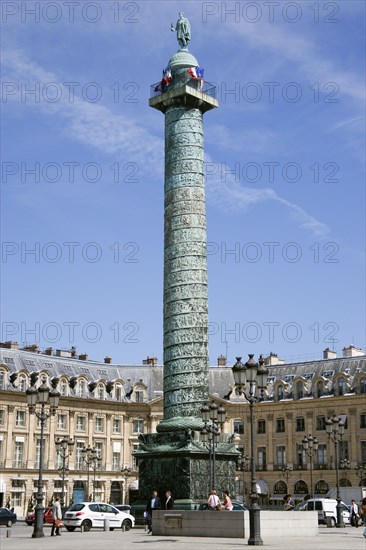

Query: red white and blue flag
(154, 67), (172, 93)
(187, 66), (204, 91)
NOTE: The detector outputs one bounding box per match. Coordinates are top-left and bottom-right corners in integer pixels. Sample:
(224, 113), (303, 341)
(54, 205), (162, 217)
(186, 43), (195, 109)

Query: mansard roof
(1, 348), (365, 402)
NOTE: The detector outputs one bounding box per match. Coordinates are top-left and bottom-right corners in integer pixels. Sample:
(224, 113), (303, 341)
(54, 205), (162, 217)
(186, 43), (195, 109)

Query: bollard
(104, 518), (110, 531)
(6, 528), (11, 538)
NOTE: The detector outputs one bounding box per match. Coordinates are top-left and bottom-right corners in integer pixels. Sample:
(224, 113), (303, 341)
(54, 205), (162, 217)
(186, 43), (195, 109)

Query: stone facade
(0, 344), (365, 517)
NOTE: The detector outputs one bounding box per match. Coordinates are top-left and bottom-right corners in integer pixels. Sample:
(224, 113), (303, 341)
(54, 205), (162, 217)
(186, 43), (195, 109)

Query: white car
(294, 498), (350, 527)
(64, 502), (135, 532)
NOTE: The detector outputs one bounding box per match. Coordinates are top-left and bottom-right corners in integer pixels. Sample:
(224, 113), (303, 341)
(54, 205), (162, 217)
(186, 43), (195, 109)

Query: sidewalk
(1, 524), (365, 550)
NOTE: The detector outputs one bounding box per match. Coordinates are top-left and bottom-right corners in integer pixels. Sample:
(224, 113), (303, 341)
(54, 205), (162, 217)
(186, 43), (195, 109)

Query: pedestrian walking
(350, 499), (359, 527)
(51, 497), (62, 536)
(165, 490), (174, 510)
(145, 490), (161, 533)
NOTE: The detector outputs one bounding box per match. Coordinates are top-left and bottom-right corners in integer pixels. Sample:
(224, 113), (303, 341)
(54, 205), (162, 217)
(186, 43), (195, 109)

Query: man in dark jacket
(165, 490), (174, 510)
(145, 490), (161, 533)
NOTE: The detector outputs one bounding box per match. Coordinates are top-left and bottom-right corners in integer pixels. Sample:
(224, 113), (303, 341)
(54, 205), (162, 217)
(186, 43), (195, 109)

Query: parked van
(294, 498), (350, 527)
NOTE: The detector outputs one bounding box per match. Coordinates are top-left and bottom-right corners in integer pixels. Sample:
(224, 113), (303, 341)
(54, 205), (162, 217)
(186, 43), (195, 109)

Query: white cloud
(205, 155), (329, 237)
(3, 48), (329, 237)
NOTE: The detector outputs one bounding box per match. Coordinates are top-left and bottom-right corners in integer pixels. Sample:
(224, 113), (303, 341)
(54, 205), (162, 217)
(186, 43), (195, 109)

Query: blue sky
(1, 0), (365, 365)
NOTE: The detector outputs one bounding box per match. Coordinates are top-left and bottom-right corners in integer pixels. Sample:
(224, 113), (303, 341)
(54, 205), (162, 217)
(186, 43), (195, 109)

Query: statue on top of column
(171, 12), (191, 49)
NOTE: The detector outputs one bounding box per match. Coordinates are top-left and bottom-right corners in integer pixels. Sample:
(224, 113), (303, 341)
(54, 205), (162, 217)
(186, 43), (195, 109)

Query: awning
(256, 479), (268, 495)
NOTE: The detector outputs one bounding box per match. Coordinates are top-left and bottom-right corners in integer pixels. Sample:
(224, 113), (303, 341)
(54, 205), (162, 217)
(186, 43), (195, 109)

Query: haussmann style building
(0, 341), (365, 517)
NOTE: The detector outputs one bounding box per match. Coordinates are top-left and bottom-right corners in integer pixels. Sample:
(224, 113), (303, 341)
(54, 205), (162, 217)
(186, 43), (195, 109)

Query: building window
(15, 410), (26, 427)
(257, 419), (266, 434)
(277, 385), (284, 401)
(317, 381), (324, 398)
(294, 480), (308, 495)
(75, 442), (85, 469)
(18, 374), (27, 392)
(296, 417), (305, 432)
(234, 420), (244, 435)
(296, 443), (305, 467)
(296, 381), (304, 399)
(315, 480), (329, 494)
(317, 444), (327, 466)
(276, 418), (285, 433)
(78, 380), (86, 398)
(35, 438), (45, 468)
(94, 442), (103, 461)
(56, 451), (63, 469)
(360, 413), (366, 429)
(11, 493), (22, 507)
(13, 441), (24, 468)
(338, 377), (346, 396)
(274, 480), (287, 494)
(76, 416), (86, 431)
(257, 447), (266, 470)
(276, 446), (286, 468)
(112, 418), (121, 433)
(360, 378), (366, 394)
(57, 414), (67, 430)
(132, 444), (139, 469)
(133, 419), (144, 434)
(361, 441), (366, 464)
(0, 409), (5, 425)
(338, 441), (349, 463)
(316, 416), (326, 430)
(112, 452), (121, 471)
(97, 385), (104, 400)
(0, 371), (5, 389)
(95, 417), (104, 433)
(60, 379), (68, 396)
(135, 390), (144, 403)
(115, 384), (123, 401)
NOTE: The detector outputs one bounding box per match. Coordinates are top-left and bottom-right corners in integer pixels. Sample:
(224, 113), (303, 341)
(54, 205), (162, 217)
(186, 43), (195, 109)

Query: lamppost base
(32, 531), (45, 538)
(248, 508), (263, 546)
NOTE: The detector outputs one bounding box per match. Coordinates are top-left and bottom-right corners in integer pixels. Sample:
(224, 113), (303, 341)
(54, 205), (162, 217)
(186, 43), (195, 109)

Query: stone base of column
(133, 430), (238, 522)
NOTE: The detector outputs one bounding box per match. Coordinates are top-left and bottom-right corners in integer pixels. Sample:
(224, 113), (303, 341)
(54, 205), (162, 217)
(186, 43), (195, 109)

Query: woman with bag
(51, 497), (62, 536)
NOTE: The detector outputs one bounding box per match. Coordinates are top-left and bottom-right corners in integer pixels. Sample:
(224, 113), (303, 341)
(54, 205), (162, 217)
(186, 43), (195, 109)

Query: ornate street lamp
(55, 437), (74, 506)
(238, 454), (250, 502)
(355, 463), (366, 484)
(282, 465), (293, 484)
(121, 465), (132, 504)
(302, 435), (318, 499)
(340, 458), (350, 481)
(200, 402), (227, 490)
(82, 446), (101, 501)
(232, 355), (268, 546)
(26, 378), (60, 538)
(326, 416), (345, 528)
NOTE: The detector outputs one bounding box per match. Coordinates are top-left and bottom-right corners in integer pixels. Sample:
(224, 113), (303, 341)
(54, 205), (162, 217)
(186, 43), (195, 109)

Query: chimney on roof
(22, 344), (40, 353)
(45, 347), (53, 356)
(71, 347), (77, 357)
(342, 345), (364, 358)
(0, 341), (19, 350)
(142, 356), (158, 366)
(217, 355), (227, 366)
(263, 352), (285, 366)
(323, 348), (337, 360)
(104, 356), (112, 364)
(79, 353), (88, 361)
